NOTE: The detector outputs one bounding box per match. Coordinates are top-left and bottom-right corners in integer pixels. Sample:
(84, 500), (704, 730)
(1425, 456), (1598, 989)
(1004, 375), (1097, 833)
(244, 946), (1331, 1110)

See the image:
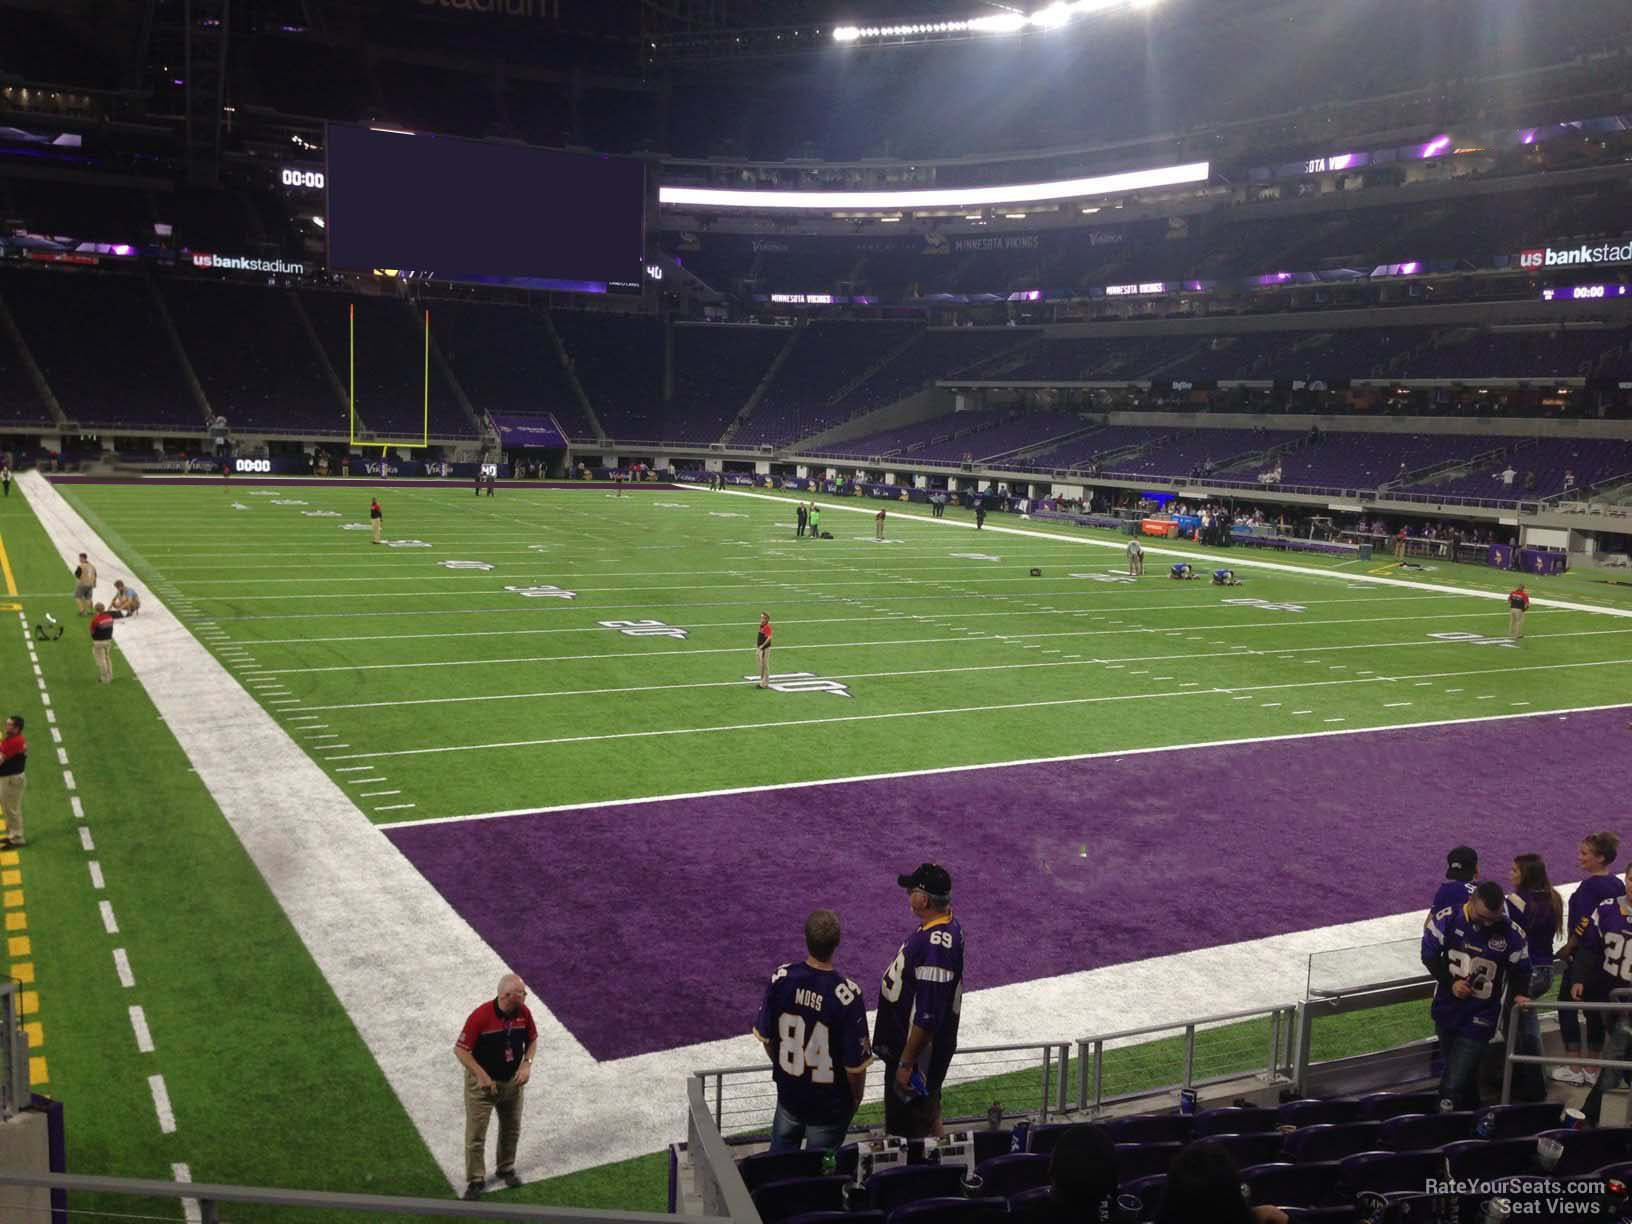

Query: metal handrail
(686, 1075), (763, 1224)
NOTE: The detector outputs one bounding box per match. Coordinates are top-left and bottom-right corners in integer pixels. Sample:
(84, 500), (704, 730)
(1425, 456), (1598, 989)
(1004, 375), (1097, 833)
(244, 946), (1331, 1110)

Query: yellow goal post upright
(347, 302), (432, 459)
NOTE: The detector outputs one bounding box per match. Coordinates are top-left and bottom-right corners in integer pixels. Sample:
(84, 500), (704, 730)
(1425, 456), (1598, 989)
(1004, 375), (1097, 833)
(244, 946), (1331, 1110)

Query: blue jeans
(768, 1102), (850, 1154)
(1436, 1027), (1489, 1111)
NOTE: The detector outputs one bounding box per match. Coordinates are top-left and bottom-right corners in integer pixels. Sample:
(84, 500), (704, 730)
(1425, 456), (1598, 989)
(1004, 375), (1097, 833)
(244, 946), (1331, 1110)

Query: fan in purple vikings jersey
(874, 862), (964, 1139)
(1569, 868), (1632, 1001)
(753, 909), (872, 1153)
(1422, 880), (1533, 1109)
(1427, 845), (1478, 924)
(1556, 832), (1624, 1085)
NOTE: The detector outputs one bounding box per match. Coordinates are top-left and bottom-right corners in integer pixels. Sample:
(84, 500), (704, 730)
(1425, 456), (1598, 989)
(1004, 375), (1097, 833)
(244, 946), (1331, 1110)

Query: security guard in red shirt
(1508, 584), (1530, 641)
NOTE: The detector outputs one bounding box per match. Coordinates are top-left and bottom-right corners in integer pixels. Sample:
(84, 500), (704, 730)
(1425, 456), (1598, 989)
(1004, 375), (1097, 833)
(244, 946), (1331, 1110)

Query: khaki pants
(1509, 607), (1525, 639)
(757, 646), (770, 687)
(92, 639), (113, 683)
(464, 1072), (525, 1186)
(372, 518), (382, 543)
(0, 774), (24, 844)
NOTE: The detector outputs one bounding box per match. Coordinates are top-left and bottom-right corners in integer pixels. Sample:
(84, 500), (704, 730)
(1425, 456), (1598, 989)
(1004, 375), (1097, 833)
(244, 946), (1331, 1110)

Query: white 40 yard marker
(600, 619), (687, 640)
(506, 584), (576, 600)
(744, 672), (854, 698)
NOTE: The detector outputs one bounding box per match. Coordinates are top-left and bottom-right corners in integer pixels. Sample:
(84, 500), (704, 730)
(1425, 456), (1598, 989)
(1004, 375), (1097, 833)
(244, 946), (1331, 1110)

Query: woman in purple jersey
(1506, 854), (1563, 1100)
(1555, 832), (1622, 1085)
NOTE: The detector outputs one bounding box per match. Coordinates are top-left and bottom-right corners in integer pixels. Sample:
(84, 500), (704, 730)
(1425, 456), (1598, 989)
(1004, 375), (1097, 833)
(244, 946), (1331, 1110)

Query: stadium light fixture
(659, 160), (1208, 211)
(832, 0), (1148, 43)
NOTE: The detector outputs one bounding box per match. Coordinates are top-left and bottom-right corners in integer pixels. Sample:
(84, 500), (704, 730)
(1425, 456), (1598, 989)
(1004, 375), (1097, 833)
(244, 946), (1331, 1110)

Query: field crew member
(0, 716), (26, 849)
(370, 497), (383, 544)
(756, 612), (773, 689)
(1508, 583), (1529, 640)
(89, 602), (124, 684)
(72, 552), (97, 615)
(455, 974), (536, 1200)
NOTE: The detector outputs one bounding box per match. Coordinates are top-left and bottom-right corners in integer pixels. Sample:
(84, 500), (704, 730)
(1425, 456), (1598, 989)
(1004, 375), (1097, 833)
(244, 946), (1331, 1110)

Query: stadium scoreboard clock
(280, 165), (326, 191)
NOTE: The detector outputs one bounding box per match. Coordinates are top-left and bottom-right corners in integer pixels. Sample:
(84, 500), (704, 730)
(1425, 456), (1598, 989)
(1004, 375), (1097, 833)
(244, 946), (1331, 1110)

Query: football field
(4, 473), (1631, 1215)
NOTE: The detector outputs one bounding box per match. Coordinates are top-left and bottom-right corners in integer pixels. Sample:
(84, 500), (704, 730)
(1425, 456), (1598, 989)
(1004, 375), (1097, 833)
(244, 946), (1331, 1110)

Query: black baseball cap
(898, 863), (952, 899)
(1446, 846), (1478, 873)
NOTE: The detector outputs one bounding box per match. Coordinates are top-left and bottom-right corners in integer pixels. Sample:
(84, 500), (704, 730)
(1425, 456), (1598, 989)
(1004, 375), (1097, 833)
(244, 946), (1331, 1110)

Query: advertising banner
(488, 414), (569, 447)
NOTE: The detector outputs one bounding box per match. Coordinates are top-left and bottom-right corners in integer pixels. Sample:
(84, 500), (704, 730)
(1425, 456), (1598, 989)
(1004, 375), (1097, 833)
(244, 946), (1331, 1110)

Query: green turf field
(44, 480), (1632, 825)
(0, 477), (1623, 1220)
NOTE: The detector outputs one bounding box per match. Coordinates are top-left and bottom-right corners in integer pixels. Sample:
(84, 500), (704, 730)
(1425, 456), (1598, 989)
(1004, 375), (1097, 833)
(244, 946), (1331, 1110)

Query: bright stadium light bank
(658, 161), (1209, 211)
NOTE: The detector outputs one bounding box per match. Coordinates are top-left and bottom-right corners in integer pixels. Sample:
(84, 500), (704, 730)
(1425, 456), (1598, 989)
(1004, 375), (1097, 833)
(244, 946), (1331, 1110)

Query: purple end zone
(387, 707), (1629, 1061)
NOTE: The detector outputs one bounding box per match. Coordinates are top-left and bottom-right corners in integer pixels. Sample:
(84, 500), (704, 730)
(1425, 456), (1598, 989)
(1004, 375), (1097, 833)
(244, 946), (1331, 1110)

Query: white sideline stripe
(723, 488), (1632, 620)
(79, 827), (94, 851)
(49, 727), (61, 744)
(69, 797), (83, 820)
(335, 660), (1632, 764)
(130, 1006), (154, 1052)
(61, 770), (75, 790)
(55, 747), (67, 766)
(380, 698), (1632, 830)
(28, 472), (566, 1188)
(113, 948), (135, 988)
(88, 861), (104, 890)
(99, 901), (118, 934)
(173, 1163), (202, 1224)
(148, 1073), (176, 1133)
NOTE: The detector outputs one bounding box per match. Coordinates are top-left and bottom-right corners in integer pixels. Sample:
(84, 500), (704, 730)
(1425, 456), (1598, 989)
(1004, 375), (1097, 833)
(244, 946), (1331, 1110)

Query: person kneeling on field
(1170, 563), (1198, 580)
(111, 579), (141, 616)
(1210, 569), (1241, 586)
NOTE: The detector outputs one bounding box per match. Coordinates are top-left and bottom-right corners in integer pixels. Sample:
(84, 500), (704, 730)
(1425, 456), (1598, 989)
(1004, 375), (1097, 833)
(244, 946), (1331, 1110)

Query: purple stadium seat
(1442, 1137), (1539, 1181)
(972, 1130), (1014, 1163)
(740, 1149), (827, 1191)
(1118, 1173), (1166, 1218)
(1281, 1210), (1360, 1222)
(1338, 1150), (1446, 1195)
(1597, 1160), (1632, 1183)
(886, 1197), (1010, 1224)
(1192, 1106), (1281, 1136)
(1005, 1185), (1053, 1222)
(972, 1152), (1051, 1197)
(1241, 1161), (1343, 1209)
(867, 1164), (968, 1211)
(1277, 1099), (1361, 1128)
(1352, 1092), (1441, 1121)
(1378, 1111), (1474, 1151)
(1108, 1114), (1194, 1144)
(1210, 1132), (1287, 1168)
(1025, 1123), (1072, 1155)
(1114, 1141), (1182, 1181)
(1537, 1127), (1632, 1177)
(785, 1213), (884, 1224)
(1475, 1103), (1572, 1140)
(1281, 1122), (1382, 1163)
(752, 1174), (851, 1223)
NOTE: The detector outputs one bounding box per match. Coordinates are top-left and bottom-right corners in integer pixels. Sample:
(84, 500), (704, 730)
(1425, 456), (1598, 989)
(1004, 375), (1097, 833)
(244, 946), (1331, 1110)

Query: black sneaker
(498, 1170), (522, 1189)
(462, 1183), (483, 1201)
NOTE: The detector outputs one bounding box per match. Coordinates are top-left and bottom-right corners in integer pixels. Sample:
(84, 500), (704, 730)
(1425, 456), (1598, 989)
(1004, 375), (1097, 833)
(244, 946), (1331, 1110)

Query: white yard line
(113, 948), (135, 988)
(147, 1073), (176, 1133)
(130, 1006), (155, 1054)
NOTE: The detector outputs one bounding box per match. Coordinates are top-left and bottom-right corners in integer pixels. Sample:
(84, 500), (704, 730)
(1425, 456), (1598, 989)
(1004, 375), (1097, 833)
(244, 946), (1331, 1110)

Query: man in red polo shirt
(756, 612), (772, 689)
(0, 716), (25, 849)
(454, 973), (537, 1200)
(1508, 583), (1530, 641)
(89, 603), (124, 684)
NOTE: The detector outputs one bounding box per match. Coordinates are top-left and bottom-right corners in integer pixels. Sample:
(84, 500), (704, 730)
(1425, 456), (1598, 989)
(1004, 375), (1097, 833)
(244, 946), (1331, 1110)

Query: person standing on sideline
(89, 602), (123, 684)
(874, 863), (964, 1138)
(0, 717), (25, 849)
(1395, 525), (1407, 560)
(1421, 880), (1532, 1110)
(753, 910), (872, 1152)
(474, 469), (483, 497)
(72, 552), (97, 616)
(875, 507), (886, 541)
(454, 973), (536, 1200)
(370, 497), (383, 544)
(975, 503), (986, 530)
(1, 464), (10, 497)
(1554, 832), (1623, 1084)
(809, 505), (822, 538)
(796, 503), (807, 538)
(485, 469), (496, 496)
(1127, 537), (1144, 577)
(1508, 584), (1529, 640)
(755, 612), (772, 689)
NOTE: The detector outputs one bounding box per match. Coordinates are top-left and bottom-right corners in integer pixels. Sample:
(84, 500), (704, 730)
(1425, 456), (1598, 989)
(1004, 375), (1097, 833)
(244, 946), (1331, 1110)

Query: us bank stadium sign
(190, 253), (309, 275)
(1517, 239), (1632, 270)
